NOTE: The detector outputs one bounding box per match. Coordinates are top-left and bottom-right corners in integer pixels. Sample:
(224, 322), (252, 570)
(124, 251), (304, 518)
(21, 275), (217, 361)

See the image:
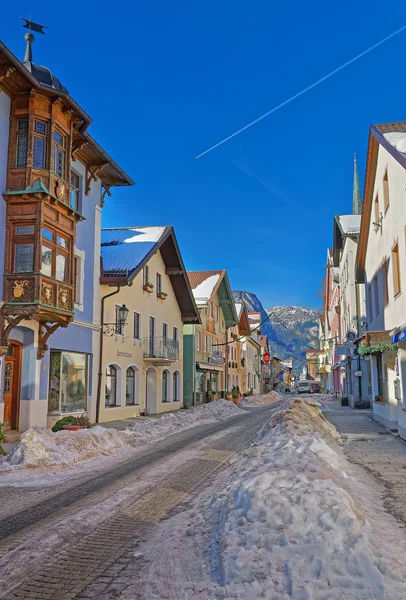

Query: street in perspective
(1, 4), (406, 599)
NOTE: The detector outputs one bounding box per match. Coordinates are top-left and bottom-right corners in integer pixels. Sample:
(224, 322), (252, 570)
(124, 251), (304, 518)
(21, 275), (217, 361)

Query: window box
(375, 395), (385, 403)
(62, 424), (86, 431)
(157, 292), (168, 300)
(143, 282), (154, 293)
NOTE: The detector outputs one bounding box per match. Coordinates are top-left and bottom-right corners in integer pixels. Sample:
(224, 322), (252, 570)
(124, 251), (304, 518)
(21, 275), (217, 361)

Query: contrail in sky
(195, 25), (406, 159)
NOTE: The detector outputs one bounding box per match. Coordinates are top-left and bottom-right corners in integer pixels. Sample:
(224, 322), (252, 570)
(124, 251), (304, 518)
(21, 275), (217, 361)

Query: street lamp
(103, 304), (129, 336)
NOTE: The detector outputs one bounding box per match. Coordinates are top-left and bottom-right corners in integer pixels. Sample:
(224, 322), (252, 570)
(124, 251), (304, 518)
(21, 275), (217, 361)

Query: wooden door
(3, 342), (21, 431)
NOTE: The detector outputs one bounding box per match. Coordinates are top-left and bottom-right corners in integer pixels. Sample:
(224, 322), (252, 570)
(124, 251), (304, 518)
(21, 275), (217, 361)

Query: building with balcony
(98, 226), (199, 421)
(0, 30), (133, 432)
(183, 270), (238, 406)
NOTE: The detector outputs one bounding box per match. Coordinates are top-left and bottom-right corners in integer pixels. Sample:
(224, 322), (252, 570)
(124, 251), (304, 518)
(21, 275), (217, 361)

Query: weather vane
(20, 17), (48, 35)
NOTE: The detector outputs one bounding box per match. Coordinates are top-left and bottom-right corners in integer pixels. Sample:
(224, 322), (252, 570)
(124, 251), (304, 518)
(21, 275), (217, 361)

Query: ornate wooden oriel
(0, 62), (82, 358)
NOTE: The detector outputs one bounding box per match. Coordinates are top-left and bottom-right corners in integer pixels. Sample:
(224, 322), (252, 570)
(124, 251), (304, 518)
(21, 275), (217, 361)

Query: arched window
(173, 371), (180, 402)
(105, 365), (117, 406)
(162, 369), (169, 402)
(126, 367), (135, 406)
(248, 373), (251, 388)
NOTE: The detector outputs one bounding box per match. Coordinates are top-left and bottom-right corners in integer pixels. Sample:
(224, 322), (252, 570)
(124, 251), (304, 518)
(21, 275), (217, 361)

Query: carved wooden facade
(0, 59), (81, 357)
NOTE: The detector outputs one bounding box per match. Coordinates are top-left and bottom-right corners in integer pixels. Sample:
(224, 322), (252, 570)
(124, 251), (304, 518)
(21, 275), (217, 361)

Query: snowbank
(125, 398), (242, 442)
(190, 398), (406, 598)
(2, 399), (243, 470)
(240, 390), (282, 407)
(5, 426), (130, 469)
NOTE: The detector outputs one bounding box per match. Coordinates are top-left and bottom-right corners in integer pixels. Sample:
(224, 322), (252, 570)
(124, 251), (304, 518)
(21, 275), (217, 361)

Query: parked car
(297, 381), (310, 394)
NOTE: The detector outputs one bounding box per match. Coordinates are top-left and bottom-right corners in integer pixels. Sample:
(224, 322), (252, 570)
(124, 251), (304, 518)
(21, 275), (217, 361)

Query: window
(53, 130), (65, 178)
(149, 317), (156, 355)
(162, 369), (169, 402)
(16, 118), (28, 167)
(374, 194), (379, 224)
(383, 170), (389, 212)
(33, 120), (47, 169)
(392, 243), (401, 296)
(143, 265), (149, 286)
(74, 257), (79, 303)
(173, 371), (180, 402)
(196, 331), (201, 351)
(13, 222), (35, 273)
(214, 305), (218, 322)
(374, 275), (379, 315)
(156, 273), (162, 295)
(368, 286), (373, 321)
(133, 312), (141, 339)
(203, 335), (207, 353)
(209, 303), (213, 319)
(163, 323), (168, 339)
(70, 172), (80, 212)
(48, 351), (88, 414)
(41, 227), (69, 282)
(115, 306), (125, 335)
(73, 250), (85, 309)
(208, 337), (213, 355)
(173, 326), (178, 342)
(126, 367), (136, 406)
(105, 365), (117, 407)
(382, 260), (389, 306)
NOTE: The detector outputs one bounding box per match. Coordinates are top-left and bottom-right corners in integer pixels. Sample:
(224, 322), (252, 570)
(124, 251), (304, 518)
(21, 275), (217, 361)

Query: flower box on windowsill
(374, 395), (385, 404)
(157, 292), (168, 300)
(143, 283), (154, 293)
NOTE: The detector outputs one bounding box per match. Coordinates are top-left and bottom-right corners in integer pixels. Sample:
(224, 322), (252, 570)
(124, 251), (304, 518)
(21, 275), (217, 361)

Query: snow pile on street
(188, 397), (406, 598)
(240, 390), (282, 407)
(125, 399), (242, 442)
(4, 426), (130, 469)
(2, 400), (243, 471)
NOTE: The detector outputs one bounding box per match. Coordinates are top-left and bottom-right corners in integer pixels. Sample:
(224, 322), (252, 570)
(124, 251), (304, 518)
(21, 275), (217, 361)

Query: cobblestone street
(0, 404), (281, 599)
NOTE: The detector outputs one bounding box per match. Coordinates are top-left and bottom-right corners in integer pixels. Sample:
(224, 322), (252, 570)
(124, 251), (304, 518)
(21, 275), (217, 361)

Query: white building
(356, 123), (406, 436)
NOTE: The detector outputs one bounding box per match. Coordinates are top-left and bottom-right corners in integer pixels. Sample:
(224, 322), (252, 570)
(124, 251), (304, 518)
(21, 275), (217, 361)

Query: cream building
(98, 226), (200, 423)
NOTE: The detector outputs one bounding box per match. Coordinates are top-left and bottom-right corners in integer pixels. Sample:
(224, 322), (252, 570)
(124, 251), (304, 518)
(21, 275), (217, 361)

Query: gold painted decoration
(59, 288), (69, 309)
(41, 283), (53, 304)
(12, 280), (28, 299)
(55, 179), (67, 201)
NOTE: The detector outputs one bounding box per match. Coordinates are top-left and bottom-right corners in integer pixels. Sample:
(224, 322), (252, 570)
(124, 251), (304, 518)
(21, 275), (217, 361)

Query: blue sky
(2, 1), (406, 309)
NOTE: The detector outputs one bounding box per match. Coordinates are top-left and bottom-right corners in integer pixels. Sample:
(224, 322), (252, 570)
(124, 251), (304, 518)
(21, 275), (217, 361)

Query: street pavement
(0, 402), (283, 599)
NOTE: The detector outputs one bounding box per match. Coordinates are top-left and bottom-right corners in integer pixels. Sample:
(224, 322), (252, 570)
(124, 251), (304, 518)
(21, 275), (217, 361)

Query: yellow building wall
(99, 250), (184, 423)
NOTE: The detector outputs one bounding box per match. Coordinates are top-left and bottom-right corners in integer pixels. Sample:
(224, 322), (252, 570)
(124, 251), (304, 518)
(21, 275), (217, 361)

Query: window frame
(156, 272), (162, 295)
(105, 364), (118, 407)
(382, 259), (389, 307)
(48, 351), (89, 415)
(70, 171), (81, 212)
(33, 119), (48, 170)
(203, 335), (207, 353)
(383, 169), (390, 213)
(143, 265), (149, 287)
(133, 312), (141, 340)
(126, 366), (136, 406)
(12, 223), (35, 274)
(16, 117), (28, 167)
(196, 331), (201, 351)
(373, 275), (379, 315)
(163, 322), (168, 339)
(374, 194), (380, 225)
(173, 326), (178, 342)
(173, 371), (180, 402)
(53, 128), (66, 179)
(392, 242), (401, 297)
(162, 369), (170, 402)
(41, 226), (70, 283)
(115, 305), (125, 336)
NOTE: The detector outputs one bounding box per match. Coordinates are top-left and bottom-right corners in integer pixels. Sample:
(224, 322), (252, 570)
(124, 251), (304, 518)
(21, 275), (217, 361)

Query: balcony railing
(143, 337), (179, 361)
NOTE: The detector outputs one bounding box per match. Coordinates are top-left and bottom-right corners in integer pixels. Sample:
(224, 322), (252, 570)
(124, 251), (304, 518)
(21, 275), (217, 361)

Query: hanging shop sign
(263, 353), (270, 363)
(392, 328), (406, 344)
(208, 351), (225, 366)
(354, 370), (363, 377)
(347, 331), (356, 341)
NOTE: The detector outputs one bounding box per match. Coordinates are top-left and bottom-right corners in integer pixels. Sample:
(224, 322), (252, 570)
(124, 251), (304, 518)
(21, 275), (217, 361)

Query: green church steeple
(352, 154), (362, 215)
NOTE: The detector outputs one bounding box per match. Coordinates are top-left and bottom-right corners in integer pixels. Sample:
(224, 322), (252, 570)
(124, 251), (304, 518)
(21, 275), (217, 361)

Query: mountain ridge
(233, 291), (319, 371)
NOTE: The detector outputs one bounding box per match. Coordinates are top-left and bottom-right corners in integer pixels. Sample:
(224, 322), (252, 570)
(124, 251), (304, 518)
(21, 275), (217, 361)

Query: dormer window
(16, 118), (28, 167)
(33, 120), (47, 169)
(53, 131), (65, 178)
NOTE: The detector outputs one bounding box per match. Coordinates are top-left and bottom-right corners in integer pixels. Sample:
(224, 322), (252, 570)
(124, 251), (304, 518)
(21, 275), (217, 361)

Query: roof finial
(20, 17), (47, 63)
(352, 153), (362, 215)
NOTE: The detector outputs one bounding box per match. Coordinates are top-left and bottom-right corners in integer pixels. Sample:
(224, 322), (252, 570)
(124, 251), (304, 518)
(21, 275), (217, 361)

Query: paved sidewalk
(320, 396), (406, 525)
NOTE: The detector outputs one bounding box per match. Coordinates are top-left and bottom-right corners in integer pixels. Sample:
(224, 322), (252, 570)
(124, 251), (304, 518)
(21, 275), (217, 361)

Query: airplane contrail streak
(195, 25), (406, 159)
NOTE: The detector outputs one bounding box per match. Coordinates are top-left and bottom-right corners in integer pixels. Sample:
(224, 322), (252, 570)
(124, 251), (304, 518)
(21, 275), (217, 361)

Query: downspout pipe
(96, 286), (120, 424)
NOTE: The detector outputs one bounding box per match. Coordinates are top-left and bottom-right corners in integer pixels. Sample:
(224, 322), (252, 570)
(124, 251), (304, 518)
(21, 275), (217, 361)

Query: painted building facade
(0, 34), (132, 432)
(356, 123), (406, 435)
(183, 270), (238, 405)
(99, 227), (199, 421)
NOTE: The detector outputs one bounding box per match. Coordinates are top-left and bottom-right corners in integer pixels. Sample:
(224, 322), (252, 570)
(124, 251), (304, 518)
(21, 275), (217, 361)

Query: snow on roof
(234, 303), (243, 319)
(101, 227), (168, 275)
(384, 132), (406, 155)
(191, 274), (220, 304)
(337, 214), (361, 235)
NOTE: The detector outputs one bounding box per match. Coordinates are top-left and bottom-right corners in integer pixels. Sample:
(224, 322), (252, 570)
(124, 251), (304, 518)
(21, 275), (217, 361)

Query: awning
(196, 362), (224, 372)
(390, 323), (406, 344)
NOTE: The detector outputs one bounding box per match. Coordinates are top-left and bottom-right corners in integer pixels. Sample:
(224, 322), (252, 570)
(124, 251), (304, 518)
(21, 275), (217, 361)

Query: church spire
(352, 153), (362, 215)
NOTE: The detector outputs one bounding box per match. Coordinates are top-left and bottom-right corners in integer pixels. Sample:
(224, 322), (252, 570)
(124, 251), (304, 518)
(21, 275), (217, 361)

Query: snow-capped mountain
(233, 291), (319, 371)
